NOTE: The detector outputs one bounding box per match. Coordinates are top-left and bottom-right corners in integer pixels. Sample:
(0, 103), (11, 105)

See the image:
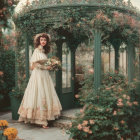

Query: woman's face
(40, 37), (47, 47)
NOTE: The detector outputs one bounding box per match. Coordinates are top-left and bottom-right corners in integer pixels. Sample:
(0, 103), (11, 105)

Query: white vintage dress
(18, 45), (62, 126)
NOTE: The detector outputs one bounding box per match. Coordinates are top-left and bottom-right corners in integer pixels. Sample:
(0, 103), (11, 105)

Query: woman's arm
(30, 62), (51, 70)
(30, 62), (36, 70)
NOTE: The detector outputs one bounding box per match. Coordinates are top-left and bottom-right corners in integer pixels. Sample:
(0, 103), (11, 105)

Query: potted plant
(0, 120), (18, 140)
(0, 120), (8, 140)
(9, 84), (25, 120)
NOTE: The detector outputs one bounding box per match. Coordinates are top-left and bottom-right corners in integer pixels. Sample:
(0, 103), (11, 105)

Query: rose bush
(68, 72), (140, 140)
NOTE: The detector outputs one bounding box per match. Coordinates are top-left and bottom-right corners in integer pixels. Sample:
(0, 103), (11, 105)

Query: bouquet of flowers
(36, 56), (61, 71)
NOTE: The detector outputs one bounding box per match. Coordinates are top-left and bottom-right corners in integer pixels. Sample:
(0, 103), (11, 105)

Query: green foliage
(10, 31), (27, 98)
(0, 48), (15, 108)
(0, 0), (15, 29)
(14, 0), (140, 48)
(68, 72), (140, 140)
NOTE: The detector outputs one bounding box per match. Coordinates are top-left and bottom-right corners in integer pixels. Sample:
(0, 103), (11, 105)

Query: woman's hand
(46, 66), (52, 70)
(30, 62), (39, 70)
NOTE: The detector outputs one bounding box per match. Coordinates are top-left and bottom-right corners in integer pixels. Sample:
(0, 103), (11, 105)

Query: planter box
(9, 92), (22, 120)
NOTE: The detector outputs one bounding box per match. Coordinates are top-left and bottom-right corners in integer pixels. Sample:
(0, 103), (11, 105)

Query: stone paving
(0, 108), (81, 140)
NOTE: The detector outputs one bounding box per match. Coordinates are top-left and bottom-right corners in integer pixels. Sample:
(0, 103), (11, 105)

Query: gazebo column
(55, 40), (63, 98)
(127, 44), (135, 82)
(71, 47), (76, 100)
(139, 51), (140, 81)
(114, 45), (120, 72)
(93, 29), (102, 90)
(25, 33), (30, 82)
(15, 37), (19, 89)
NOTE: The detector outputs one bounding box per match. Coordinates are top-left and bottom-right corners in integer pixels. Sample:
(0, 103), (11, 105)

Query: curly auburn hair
(34, 33), (51, 54)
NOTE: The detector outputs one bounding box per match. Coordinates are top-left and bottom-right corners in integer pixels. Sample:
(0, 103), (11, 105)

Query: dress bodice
(30, 45), (48, 64)
(37, 45), (45, 53)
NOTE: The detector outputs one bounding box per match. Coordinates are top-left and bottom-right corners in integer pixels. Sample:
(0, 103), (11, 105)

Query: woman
(18, 33), (62, 129)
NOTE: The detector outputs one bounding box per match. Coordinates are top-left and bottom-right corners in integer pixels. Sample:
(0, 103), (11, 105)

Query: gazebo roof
(14, 0), (137, 18)
(13, 0), (140, 39)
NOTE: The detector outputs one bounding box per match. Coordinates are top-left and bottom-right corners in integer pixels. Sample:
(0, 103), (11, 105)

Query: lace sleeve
(30, 48), (48, 69)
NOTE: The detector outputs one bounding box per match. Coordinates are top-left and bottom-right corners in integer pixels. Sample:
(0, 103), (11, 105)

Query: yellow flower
(3, 127), (18, 140)
(0, 120), (8, 127)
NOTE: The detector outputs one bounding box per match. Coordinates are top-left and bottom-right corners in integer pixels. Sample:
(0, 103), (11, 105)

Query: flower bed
(0, 120), (18, 140)
(68, 72), (140, 140)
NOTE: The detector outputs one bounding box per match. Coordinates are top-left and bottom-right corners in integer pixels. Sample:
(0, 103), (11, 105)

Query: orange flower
(120, 120), (125, 124)
(0, 71), (4, 76)
(122, 94), (127, 98)
(117, 98), (124, 107)
(113, 111), (117, 115)
(83, 126), (90, 133)
(114, 127), (119, 131)
(69, 122), (72, 128)
(89, 120), (95, 125)
(75, 94), (79, 98)
(133, 101), (138, 105)
(117, 102), (123, 107)
(126, 96), (130, 100)
(133, 78), (137, 81)
(105, 87), (110, 90)
(0, 120), (8, 127)
(106, 108), (110, 112)
(118, 98), (122, 102)
(126, 101), (132, 107)
(3, 127), (18, 140)
(88, 130), (92, 134)
(88, 68), (94, 74)
(77, 124), (82, 130)
(76, 23), (80, 27)
(80, 109), (84, 113)
(118, 88), (122, 92)
(82, 120), (88, 126)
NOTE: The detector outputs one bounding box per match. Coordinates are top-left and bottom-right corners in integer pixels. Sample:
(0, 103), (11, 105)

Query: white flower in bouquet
(44, 58), (51, 66)
(43, 56), (61, 71)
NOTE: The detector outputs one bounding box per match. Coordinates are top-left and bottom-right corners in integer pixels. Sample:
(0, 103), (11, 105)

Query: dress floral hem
(18, 107), (62, 126)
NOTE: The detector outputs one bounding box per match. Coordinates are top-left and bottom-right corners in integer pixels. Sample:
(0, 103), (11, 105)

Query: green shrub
(68, 72), (140, 140)
(0, 49), (15, 109)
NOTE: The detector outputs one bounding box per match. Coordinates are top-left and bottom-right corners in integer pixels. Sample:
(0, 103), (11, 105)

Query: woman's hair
(34, 33), (51, 54)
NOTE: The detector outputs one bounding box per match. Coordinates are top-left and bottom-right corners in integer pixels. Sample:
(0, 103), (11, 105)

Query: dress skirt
(18, 68), (62, 126)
